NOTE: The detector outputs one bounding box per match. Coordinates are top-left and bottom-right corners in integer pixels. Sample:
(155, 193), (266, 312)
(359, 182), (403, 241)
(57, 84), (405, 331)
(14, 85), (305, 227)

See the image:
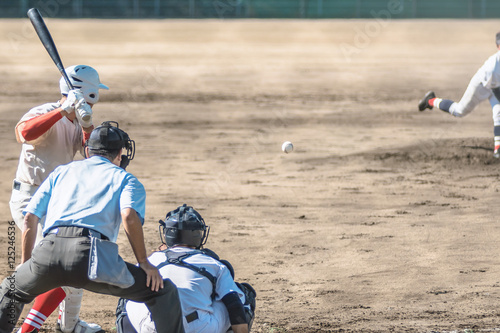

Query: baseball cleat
(418, 91), (436, 111)
(55, 319), (105, 333)
(494, 147), (500, 158)
(16, 329), (38, 333)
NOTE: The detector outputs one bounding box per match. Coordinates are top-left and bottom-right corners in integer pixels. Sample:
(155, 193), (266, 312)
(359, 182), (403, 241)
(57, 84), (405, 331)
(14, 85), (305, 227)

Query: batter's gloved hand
(75, 100), (93, 128)
(61, 89), (84, 112)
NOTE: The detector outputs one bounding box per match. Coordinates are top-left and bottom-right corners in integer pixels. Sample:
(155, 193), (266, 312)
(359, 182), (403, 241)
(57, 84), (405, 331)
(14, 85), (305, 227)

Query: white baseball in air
(282, 141), (293, 154)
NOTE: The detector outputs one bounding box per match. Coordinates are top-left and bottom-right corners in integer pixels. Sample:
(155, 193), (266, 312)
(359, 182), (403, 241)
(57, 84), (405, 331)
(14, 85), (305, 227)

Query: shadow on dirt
(304, 138), (500, 171)
(365, 137), (499, 169)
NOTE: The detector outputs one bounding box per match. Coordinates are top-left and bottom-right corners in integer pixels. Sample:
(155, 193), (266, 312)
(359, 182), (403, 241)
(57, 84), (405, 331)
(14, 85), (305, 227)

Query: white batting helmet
(59, 65), (109, 104)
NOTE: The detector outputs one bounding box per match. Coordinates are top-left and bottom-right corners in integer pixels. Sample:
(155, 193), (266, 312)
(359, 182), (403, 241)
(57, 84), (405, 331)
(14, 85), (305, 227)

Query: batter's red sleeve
(20, 109), (63, 141)
(83, 129), (91, 145)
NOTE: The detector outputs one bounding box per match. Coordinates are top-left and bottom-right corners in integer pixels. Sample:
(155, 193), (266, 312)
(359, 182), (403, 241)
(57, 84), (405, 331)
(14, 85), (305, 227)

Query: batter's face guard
(86, 121), (135, 169)
(159, 204), (210, 249)
(60, 65), (109, 104)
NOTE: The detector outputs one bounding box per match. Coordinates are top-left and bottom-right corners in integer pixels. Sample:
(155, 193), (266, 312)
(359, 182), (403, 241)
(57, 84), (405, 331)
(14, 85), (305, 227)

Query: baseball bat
(27, 8), (74, 91)
(27, 8), (91, 122)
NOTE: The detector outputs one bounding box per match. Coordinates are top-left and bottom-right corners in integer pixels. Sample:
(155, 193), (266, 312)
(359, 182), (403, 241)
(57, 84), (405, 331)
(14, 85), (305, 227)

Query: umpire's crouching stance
(0, 121), (185, 333)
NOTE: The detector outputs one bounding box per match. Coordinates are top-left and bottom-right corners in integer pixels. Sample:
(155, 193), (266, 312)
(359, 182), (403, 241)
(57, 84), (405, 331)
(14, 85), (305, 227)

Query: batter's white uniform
(126, 248), (245, 333)
(9, 102), (84, 241)
(448, 50), (500, 125)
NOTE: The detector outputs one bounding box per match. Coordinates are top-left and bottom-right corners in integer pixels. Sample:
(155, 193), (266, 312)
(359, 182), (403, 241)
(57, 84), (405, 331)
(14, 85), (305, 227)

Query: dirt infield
(2, 18), (500, 332)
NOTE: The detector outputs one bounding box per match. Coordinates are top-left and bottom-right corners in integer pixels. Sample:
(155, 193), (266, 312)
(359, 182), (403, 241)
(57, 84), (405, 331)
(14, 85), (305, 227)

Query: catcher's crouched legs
(57, 287), (104, 333)
(115, 298), (138, 333)
(84, 263), (184, 333)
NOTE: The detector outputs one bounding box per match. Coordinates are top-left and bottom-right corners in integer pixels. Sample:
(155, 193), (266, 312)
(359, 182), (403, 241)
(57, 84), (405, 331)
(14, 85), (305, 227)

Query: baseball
(282, 141), (293, 154)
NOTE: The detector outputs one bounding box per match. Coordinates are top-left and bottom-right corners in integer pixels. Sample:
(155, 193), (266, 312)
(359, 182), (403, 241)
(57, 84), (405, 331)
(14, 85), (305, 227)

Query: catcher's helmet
(86, 121), (135, 169)
(159, 204), (210, 249)
(60, 65), (109, 104)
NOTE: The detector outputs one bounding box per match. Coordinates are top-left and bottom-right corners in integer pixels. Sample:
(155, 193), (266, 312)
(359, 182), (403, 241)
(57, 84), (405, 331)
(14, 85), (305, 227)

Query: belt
(47, 226), (109, 241)
(13, 180), (38, 192)
(185, 311), (199, 323)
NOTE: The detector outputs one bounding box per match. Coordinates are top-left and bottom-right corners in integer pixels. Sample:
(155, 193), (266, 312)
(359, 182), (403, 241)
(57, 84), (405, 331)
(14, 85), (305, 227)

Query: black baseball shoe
(418, 91), (436, 111)
(15, 329), (38, 333)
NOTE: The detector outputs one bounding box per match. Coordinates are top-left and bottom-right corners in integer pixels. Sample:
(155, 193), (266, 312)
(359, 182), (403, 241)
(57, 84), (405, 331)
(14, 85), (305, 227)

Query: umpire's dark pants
(0, 227), (185, 333)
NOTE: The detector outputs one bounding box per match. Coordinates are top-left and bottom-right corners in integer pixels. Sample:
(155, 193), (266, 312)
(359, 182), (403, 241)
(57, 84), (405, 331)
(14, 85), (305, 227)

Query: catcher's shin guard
(236, 282), (257, 331)
(115, 298), (137, 333)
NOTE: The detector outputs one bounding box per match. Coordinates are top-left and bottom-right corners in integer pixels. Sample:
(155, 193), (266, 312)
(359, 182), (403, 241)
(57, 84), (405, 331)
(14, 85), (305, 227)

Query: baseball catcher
(115, 204), (257, 333)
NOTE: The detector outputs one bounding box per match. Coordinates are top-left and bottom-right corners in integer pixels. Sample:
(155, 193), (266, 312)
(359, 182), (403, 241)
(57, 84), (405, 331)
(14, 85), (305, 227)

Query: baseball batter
(116, 204), (256, 333)
(10, 65), (108, 333)
(418, 31), (500, 157)
(0, 122), (184, 333)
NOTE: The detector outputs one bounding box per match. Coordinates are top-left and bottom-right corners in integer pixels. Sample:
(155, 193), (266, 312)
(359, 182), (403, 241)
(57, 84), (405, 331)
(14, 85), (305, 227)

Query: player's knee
(453, 98), (480, 117)
(450, 105), (471, 117)
(236, 282), (257, 331)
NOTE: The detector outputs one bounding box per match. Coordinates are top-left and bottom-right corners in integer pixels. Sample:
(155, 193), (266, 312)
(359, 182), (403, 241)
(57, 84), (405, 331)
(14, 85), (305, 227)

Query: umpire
(0, 121), (184, 333)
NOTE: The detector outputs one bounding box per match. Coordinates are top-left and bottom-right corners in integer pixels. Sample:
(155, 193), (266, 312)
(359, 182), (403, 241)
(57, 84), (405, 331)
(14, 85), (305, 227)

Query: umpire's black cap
(87, 121), (129, 151)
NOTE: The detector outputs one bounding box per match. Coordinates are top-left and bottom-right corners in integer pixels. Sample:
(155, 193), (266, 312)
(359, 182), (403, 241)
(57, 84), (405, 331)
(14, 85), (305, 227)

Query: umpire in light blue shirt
(0, 121), (184, 333)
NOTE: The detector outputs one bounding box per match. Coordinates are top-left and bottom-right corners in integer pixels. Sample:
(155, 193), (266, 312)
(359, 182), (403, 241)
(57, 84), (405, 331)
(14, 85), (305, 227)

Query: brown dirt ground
(2, 18), (500, 333)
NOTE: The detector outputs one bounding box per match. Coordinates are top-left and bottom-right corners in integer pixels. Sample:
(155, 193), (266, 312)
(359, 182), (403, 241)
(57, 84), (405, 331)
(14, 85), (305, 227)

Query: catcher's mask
(86, 121), (135, 169)
(159, 204), (210, 249)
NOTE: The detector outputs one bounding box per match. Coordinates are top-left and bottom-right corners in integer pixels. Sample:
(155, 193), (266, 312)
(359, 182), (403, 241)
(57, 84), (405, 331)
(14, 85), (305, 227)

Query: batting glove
(75, 100), (93, 128)
(61, 89), (84, 112)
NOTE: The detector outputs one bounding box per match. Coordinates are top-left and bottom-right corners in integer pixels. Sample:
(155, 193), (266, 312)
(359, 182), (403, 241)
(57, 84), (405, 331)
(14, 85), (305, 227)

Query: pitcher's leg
(490, 99), (500, 157)
(448, 80), (486, 117)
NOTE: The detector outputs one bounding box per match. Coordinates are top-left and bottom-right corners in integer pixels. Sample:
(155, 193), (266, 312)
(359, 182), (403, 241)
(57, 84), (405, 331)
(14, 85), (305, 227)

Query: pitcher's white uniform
(446, 50), (500, 121)
(126, 248), (245, 333)
(419, 44), (500, 157)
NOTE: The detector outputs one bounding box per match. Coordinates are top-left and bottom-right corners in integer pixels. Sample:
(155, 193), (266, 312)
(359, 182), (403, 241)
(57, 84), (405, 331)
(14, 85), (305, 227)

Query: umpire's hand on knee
(139, 260), (164, 291)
